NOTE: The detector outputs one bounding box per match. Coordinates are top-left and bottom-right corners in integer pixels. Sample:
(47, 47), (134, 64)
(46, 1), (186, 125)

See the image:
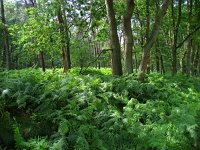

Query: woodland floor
(0, 68), (200, 150)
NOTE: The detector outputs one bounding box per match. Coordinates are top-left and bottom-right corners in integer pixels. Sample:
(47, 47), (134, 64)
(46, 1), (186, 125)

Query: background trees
(0, 0), (200, 79)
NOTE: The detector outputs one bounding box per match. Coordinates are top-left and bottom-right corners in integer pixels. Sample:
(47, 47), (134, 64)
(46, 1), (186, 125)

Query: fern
(27, 137), (49, 150)
(50, 137), (68, 150)
(1, 69), (200, 149)
(13, 122), (28, 150)
(74, 136), (89, 150)
(58, 119), (70, 136)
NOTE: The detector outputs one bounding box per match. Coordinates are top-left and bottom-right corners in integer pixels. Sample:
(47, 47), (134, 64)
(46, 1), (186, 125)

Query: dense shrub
(0, 68), (200, 149)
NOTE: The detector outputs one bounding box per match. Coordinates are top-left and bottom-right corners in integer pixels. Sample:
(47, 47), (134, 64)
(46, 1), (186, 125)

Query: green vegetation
(1, 68), (200, 149)
(1, 0), (200, 149)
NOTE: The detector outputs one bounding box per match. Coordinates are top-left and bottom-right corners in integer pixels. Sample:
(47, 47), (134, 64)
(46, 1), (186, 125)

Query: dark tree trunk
(40, 51), (46, 72)
(138, 0), (171, 81)
(98, 43), (101, 69)
(160, 52), (165, 74)
(134, 51), (138, 73)
(123, 0), (135, 74)
(171, 0), (182, 75)
(193, 49), (198, 76)
(66, 38), (71, 69)
(186, 0), (193, 75)
(57, 3), (71, 72)
(155, 43), (160, 72)
(105, 0), (123, 76)
(63, 8), (71, 70)
(94, 44), (98, 68)
(180, 49), (187, 74)
(145, 0), (151, 73)
(1, 0), (11, 69)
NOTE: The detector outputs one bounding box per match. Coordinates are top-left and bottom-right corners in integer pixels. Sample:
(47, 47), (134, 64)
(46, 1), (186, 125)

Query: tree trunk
(160, 52), (165, 74)
(138, 0), (171, 81)
(123, 0), (135, 74)
(193, 49), (198, 76)
(145, 0), (151, 73)
(62, 7), (71, 70)
(155, 43), (160, 72)
(180, 49), (187, 74)
(1, 0), (11, 69)
(171, 0), (182, 75)
(57, 2), (71, 72)
(105, 0), (122, 76)
(186, 0), (193, 75)
(40, 51), (46, 72)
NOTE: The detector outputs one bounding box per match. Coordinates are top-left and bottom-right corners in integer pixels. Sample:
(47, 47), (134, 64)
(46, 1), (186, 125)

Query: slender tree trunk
(171, 0), (182, 75)
(160, 52), (165, 74)
(40, 51), (46, 72)
(186, 0), (193, 75)
(180, 49), (187, 74)
(138, 0), (171, 81)
(62, 8), (71, 70)
(145, 0), (151, 73)
(51, 59), (55, 69)
(98, 43), (101, 69)
(2, 44), (6, 68)
(155, 43), (160, 72)
(193, 49), (198, 76)
(57, 3), (71, 72)
(191, 46), (196, 75)
(123, 0), (135, 74)
(133, 47), (138, 73)
(198, 52), (200, 75)
(66, 37), (71, 69)
(94, 44), (98, 68)
(62, 49), (69, 72)
(105, 0), (122, 76)
(1, 0), (11, 69)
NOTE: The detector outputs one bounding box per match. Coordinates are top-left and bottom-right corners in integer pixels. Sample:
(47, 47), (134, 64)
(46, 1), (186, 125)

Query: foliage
(0, 68), (200, 149)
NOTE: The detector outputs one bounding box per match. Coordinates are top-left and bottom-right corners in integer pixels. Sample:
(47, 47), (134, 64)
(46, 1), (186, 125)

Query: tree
(57, 0), (71, 73)
(123, 0), (135, 74)
(171, 0), (182, 75)
(105, 0), (122, 76)
(145, 0), (151, 73)
(1, 0), (11, 69)
(186, 0), (193, 75)
(138, 0), (171, 81)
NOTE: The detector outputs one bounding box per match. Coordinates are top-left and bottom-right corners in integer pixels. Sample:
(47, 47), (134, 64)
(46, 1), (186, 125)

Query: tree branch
(176, 25), (200, 49)
(79, 49), (112, 74)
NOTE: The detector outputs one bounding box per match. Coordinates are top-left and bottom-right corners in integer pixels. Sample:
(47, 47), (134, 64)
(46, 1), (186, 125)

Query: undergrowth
(0, 68), (200, 150)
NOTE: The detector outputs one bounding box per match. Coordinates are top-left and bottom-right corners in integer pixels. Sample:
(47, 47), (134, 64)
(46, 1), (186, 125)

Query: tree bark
(105, 0), (122, 76)
(186, 0), (193, 75)
(138, 0), (171, 81)
(194, 50), (199, 76)
(57, 2), (71, 72)
(155, 42), (160, 72)
(123, 0), (135, 74)
(1, 0), (11, 69)
(180, 49), (187, 74)
(62, 7), (71, 70)
(40, 51), (46, 72)
(171, 0), (182, 75)
(160, 51), (165, 74)
(145, 0), (151, 73)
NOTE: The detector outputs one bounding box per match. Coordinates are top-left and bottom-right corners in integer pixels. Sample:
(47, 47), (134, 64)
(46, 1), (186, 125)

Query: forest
(0, 0), (200, 149)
